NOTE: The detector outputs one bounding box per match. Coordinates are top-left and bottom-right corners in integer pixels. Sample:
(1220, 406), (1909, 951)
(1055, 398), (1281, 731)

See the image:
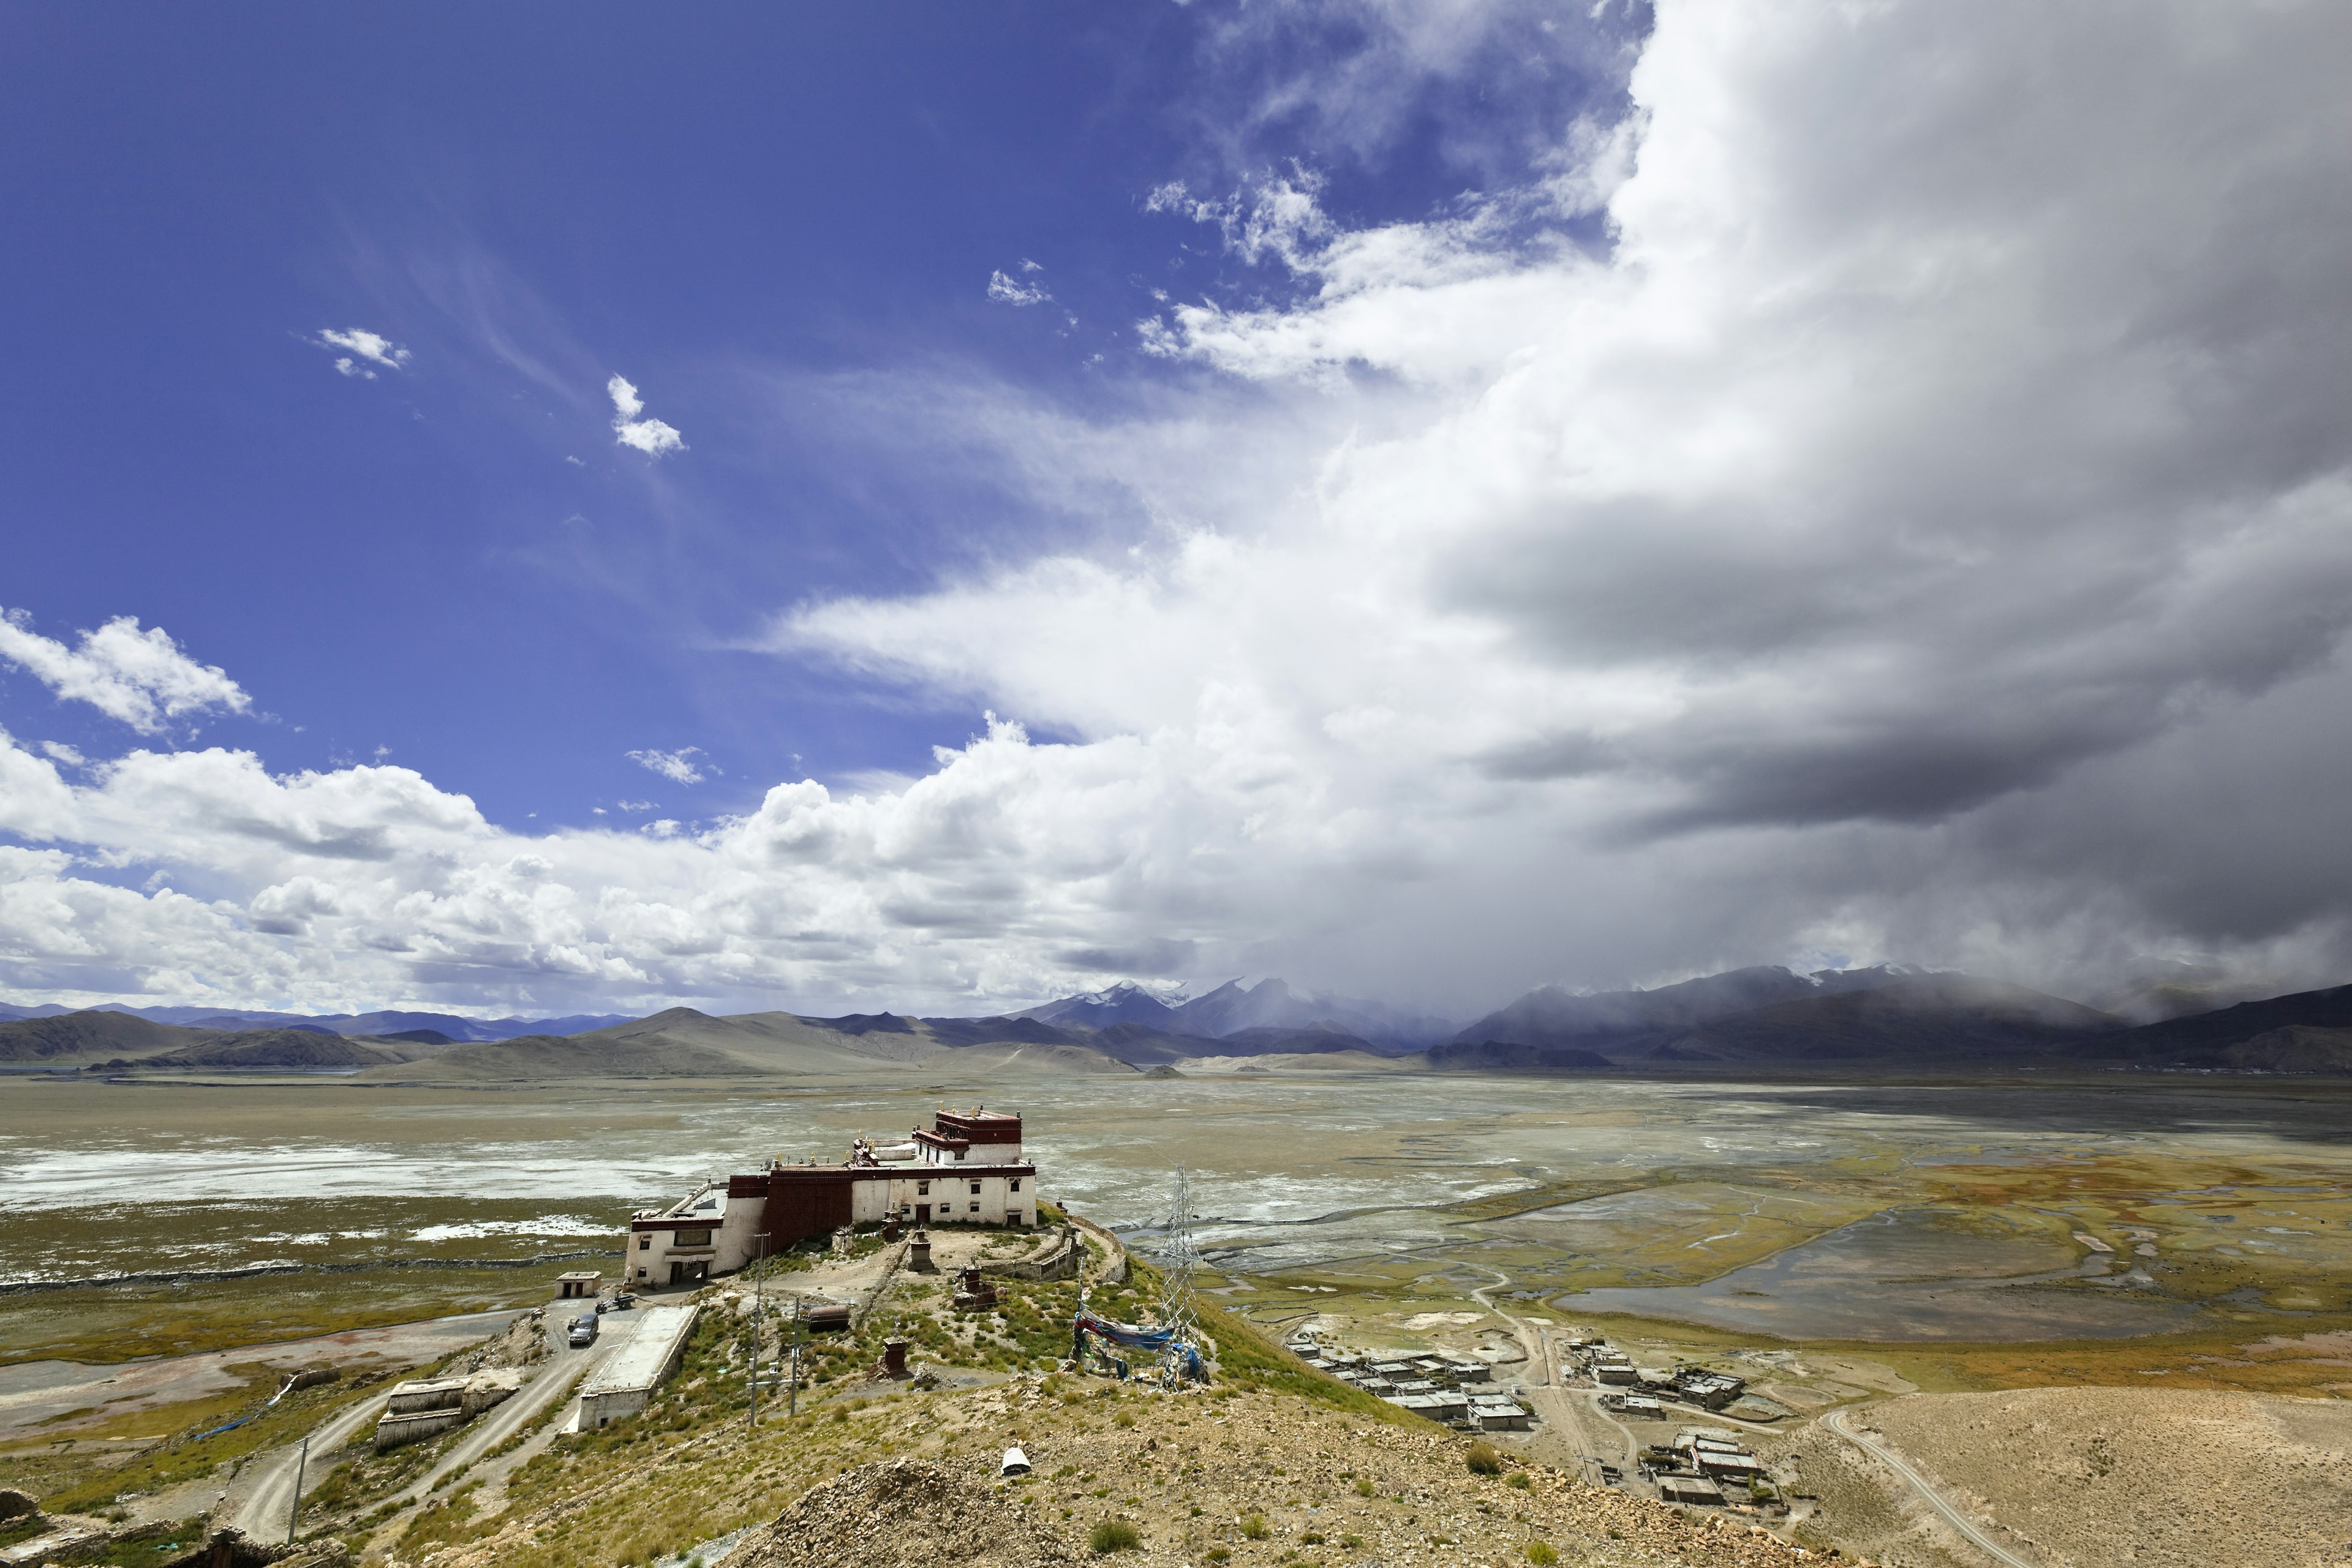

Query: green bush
(1241, 1513), (1271, 1540)
(1525, 1542), (1558, 1566)
(1465, 1441), (1504, 1476)
(1353, 1477), (1376, 1497)
(1504, 1471), (1531, 1491)
(1089, 1519), (1142, 1555)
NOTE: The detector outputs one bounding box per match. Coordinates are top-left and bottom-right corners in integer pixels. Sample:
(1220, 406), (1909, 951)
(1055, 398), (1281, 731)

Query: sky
(4, 0), (2352, 1022)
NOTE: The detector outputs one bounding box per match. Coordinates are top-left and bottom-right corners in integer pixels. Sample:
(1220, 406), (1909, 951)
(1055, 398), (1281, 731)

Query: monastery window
(1009, 1179), (1021, 1192)
(970, 1181), (981, 1195)
(918, 1180), (930, 1196)
(676, 1227), (712, 1248)
(969, 1202), (981, 1213)
(955, 1149), (966, 1161)
(638, 1235), (650, 1251)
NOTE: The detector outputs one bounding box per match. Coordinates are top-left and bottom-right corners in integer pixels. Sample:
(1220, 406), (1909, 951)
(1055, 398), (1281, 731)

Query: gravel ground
(1860, 1387), (2352, 1568)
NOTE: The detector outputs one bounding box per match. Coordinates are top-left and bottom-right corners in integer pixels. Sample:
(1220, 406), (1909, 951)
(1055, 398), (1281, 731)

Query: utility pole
(748, 1233), (769, 1431)
(285, 1434), (308, 1544)
(788, 1297), (802, 1417)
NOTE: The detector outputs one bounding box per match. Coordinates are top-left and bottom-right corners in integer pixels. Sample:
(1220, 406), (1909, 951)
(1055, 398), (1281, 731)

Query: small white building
(628, 1107), (1039, 1291)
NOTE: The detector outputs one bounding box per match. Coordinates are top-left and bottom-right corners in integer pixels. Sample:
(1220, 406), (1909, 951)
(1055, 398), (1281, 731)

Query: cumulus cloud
(987, 269), (1052, 307)
(314, 327), (411, 379)
(8, 4), (2352, 1019)
(0, 610), (252, 734)
(607, 374), (686, 455)
(626, 747), (706, 785)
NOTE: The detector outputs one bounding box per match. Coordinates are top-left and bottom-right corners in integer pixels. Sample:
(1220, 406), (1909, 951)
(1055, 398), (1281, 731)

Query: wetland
(6, 1070), (2352, 1381)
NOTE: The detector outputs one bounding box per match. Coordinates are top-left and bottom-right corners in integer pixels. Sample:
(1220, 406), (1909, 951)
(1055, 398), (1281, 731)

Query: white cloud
(987, 270), (1052, 307)
(40, 742), (84, 766)
(0, 610), (252, 734)
(607, 374), (686, 456)
(7, 6), (2352, 1020)
(626, 747), (706, 785)
(315, 328), (411, 379)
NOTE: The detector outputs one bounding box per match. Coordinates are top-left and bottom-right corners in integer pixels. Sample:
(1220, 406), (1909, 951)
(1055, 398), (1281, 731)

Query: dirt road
(1823, 1408), (2035, 1568)
(1465, 1265), (1637, 1483)
(230, 1298), (640, 1542)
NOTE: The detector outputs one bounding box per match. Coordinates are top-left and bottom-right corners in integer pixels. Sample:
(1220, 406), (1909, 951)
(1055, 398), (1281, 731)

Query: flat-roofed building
(578, 1305), (699, 1429)
(628, 1106), (1039, 1290)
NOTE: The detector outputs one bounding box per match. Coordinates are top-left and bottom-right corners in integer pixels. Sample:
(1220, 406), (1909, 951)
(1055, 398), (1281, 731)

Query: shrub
(1090, 1519), (1142, 1555)
(1465, 1442), (1504, 1477)
(1207, 1550), (1231, 1564)
(1504, 1472), (1531, 1491)
(1525, 1543), (1558, 1566)
(1354, 1478), (1376, 1497)
(1302, 1532), (1326, 1545)
(1241, 1513), (1271, 1540)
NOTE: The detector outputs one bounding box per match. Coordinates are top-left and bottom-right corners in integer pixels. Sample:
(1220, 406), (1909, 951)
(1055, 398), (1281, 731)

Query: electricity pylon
(1157, 1166), (1205, 1387)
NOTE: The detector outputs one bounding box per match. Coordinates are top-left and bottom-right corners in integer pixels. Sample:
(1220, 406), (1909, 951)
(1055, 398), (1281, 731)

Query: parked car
(568, 1312), (599, 1348)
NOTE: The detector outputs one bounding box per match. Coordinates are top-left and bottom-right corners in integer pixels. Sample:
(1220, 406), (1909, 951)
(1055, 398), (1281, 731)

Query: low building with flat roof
(578, 1305), (699, 1429)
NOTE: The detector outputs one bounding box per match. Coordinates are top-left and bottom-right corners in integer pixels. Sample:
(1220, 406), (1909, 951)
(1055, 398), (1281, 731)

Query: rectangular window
(918, 1180), (930, 1196)
(969, 1202), (980, 1213)
(955, 1149), (966, 1161)
(1009, 1178), (1021, 1192)
(970, 1181), (981, 1195)
(638, 1235), (650, 1251)
(676, 1227), (712, 1248)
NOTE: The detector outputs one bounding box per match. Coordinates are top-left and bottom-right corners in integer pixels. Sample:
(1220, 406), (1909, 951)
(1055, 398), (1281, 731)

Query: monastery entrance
(668, 1260), (707, 1287)
(915, 1203), (930, 1222)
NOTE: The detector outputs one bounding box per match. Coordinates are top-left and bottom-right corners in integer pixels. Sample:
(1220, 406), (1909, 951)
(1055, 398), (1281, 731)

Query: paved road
(230, 1299), (641, 1542)
(1823, 1408), (2038, 1568)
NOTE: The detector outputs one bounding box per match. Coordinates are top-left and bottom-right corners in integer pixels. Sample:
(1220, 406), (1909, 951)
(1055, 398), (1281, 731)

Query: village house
(627, 1107), (1038, 1289)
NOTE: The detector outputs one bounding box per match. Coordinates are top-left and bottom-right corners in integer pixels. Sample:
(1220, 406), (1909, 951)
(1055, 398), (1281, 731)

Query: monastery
(628, 1107), (1038, 1289)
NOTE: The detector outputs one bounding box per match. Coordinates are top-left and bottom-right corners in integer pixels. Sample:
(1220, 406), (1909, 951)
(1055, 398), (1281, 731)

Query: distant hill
(1420, 1039), (1616, 1072)
(1447, 965), (1918, 1054)
(1656, 974), (2120, 1063)
(346, 1006), (1140, 1084)
(349, 1030), (753, 1083)
(2077, 982), (2352, 1066)
(134, 1029), (415, 1070)
(15, 1004), (632, 1041)
(0, 1010), (199, 1064)
(2215, 1027), (2352, 1074)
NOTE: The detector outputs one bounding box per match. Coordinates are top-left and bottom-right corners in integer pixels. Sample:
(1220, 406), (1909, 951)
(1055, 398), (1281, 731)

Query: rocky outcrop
(729, 1460), (1074, 1568)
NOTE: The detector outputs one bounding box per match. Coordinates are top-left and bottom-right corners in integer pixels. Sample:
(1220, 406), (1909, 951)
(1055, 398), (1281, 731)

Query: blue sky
(5, 2), (2352, 1020)
(1, 2), (1624, 827)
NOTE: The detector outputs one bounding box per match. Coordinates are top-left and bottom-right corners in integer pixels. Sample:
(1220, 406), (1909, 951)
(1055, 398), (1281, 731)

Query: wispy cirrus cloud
(313, 326), (411, 379)
(0, 609), (251, 734)
(607, 374), (686, 456)
(626, 746), (707, 785)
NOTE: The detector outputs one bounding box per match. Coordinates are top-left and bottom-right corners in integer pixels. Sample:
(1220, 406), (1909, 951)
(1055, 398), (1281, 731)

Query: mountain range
(8, 967), (2352, 1081)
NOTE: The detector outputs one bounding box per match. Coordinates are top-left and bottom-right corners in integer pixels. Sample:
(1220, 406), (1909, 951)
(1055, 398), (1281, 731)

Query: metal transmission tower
(1156, 1166), (1206, 1387)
